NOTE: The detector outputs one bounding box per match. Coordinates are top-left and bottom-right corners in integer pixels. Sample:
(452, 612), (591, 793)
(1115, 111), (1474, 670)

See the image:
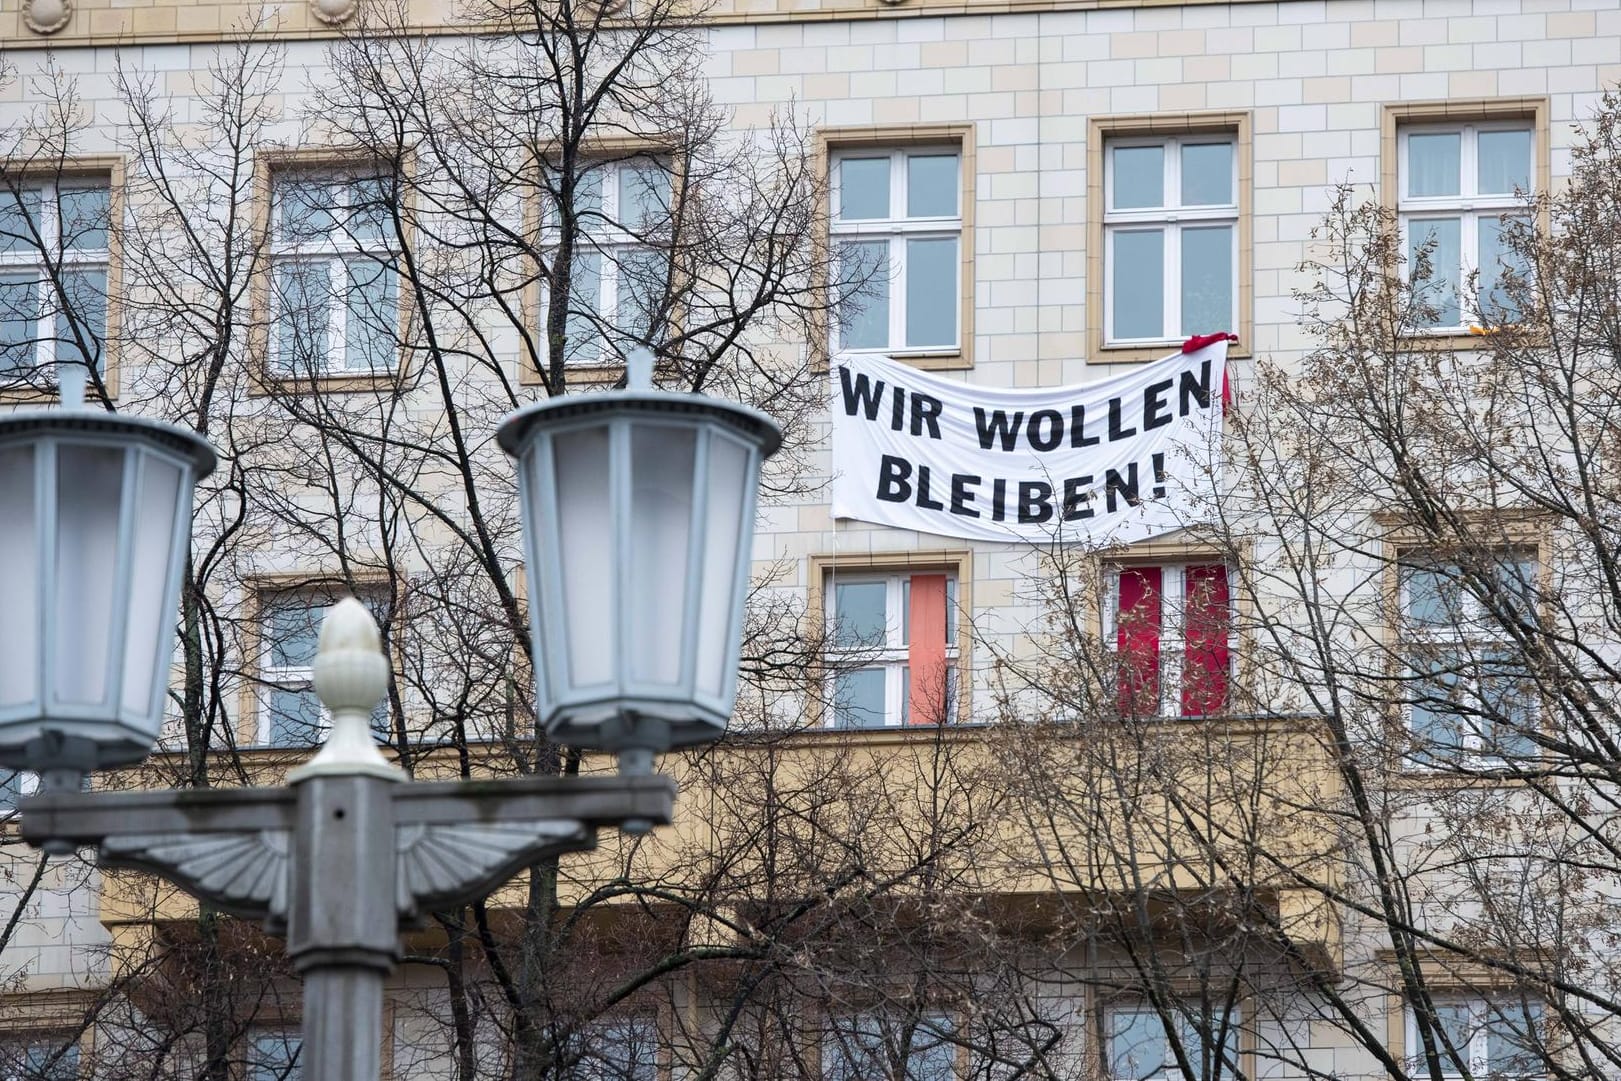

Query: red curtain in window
(1116, 567), (1162, 718)
(1182, 563), (1231, 717)
(908, 574), (949, 725)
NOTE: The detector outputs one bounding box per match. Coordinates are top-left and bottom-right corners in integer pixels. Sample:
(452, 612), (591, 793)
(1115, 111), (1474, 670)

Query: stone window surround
(815, 123), (976, 372)
(1087, 111), (1253, 365)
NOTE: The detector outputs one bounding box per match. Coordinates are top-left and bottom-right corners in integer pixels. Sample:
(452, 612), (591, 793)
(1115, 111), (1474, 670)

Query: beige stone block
(1159, 81), (1206, 111)
(872, 97), (920, 124)
(1448, 69), (1497, 99)
(1278, 159), (1327, 188)
(131, 5), (177, 32)
(1302, 77), (1350, 105)
(1183, 53), (1230, 81)
(802, 72), (849, 100)
(992, 65), (1038, 92)
(1398, 18), (1447, 45)
(88, 7), (128, 33)
(731, 49), (779, 75)
(1422, 43), (1472, 70)
(1157, 29), (1204, 56)
(1348, 19), (1400, 46)
(1548, 11), (1597, 37)
(1111, 31), (1157, 59)
(1374, 46), (1424, 74)
(920, 40), (967, 67)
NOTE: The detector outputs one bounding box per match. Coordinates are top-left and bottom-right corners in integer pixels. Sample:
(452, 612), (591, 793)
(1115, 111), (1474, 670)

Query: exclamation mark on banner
(1152, 453), (1168, 498)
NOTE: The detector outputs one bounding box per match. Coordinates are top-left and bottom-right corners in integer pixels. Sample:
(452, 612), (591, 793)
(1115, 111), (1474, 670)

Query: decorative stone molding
(23, 0), (72, 35)
(310, 0), (356, 26)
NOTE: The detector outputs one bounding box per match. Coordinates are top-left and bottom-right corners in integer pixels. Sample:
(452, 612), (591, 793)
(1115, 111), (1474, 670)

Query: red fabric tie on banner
(1181, 332), (1238, 411)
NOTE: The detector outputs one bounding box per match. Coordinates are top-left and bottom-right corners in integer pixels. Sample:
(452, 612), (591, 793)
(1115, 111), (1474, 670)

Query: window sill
(251, 368), (405, 395)
(1097, 341), (1251, 364)
(825, 349), (971, 372)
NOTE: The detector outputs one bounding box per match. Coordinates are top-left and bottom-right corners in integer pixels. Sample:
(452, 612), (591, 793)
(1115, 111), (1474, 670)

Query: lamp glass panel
(550, 426), (615, 689)
(53, 443), (124, 707)
(119, 454), (182, 720)
(694, 433), (748, 700)
(628, 424), (696, 687)
(0, 446), (37, 707)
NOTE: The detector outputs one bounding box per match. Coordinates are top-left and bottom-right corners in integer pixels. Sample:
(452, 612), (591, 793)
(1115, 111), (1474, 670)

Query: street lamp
(7, 352), (781, 1081)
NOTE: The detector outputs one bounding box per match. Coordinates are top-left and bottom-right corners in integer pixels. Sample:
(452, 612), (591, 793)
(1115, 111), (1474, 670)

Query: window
(268, 169), (399, 375)
(822, 1014), (955, 1081)
(1399, 121), (1533, 329)
(0, 178), (109, 381)
(256, 590), (390, 747)
(246, 1029), (301, 1081)
(547, 156), (672, 367)
(1103, 136), (1237, 345)
(0, 1040), (79, 1081)
(1400, 554), (1537, 763)
(1106, 1006), (1238, 1081)
(1407, 999), (1543, 1079)
(567, 1016), (659, 1081)
(831, 146), (962, 356)
(1103, 562), (1232, 719)
(0, 770), (35, 815)
(826, 570), (959, 728)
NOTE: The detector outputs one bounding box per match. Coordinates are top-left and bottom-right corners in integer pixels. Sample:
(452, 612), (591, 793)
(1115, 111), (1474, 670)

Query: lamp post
(5, 352), (781, 1081)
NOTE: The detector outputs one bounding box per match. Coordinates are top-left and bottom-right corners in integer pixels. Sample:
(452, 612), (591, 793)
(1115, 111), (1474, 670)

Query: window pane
(1112, 229), (1164, 339)
(54, 267), (107, 371)
(1478, 650), (1538, 759)
(1180, 142), (1233, 206)
(1407, 133), (1461, 197)
(268, 602), (323, 667)
(905, 236), (957, 348)
(1180, 225), (1233, 337)
(575, 1019), (658, 1081)
(1431, 1002), (1475, 1075)
(1405, 563), (1463, 626)
(1112, 145), (1164, 210)
(345, 176), (394, 244)
(1477, 215), (1528, 323)
(0, 272), (40, 373)
(273, 261), (332, 372)
(344, 258), (397, 371)
(275, 177), (335, 243)
(615, 246), (667, 342)
(574, 168), (605, 217)
(1410, 651), (1466, 756)
(267, 686), (324, 746)
(907, 153), (958, 217)
(832, 668), (886, 728)
(0, 189), (42, 254)
(838, 241), (889, 350)
(838, 157), (890, 220)
(618, 162), (669, 233)
(1478, 129), (1531, 195)
(565, 251), (603, 365)
(1409, 217), (1461, 327)
(1486, 1003), (1542, 1077)
(248, 1031), (302, 1081)
(1108, 1011), (1167, 1081)
(824, 1017), (886, 1081)
(58, 185), (109, 251)
(833, 581), (887, 647)
(3, 1042), (79, 1081)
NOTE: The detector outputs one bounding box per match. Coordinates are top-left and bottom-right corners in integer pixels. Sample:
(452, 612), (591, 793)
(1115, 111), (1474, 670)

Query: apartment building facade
(0, 0), (1616, 1077)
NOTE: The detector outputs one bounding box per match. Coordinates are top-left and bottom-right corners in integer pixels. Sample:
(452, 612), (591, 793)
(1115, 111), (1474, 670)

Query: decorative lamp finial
(288, 598), (402, 783)
(627, 346), (654, 391)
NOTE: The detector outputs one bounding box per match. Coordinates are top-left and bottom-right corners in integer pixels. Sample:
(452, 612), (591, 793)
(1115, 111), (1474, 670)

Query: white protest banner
(829, 337), (1229, 545)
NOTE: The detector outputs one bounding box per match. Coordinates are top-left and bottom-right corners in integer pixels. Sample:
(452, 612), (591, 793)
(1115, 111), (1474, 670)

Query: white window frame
(0, 177), (110, 377)
(1102, 135), (1239, 346)
(1404, 998), (1544, 1080)
(829, 145), (963, 357)
(268, 170), (400, 375)
(1399, 553), (1537, 764)
(256, 590), (390, 747)
(823, 571), (959, 729)
(544, 156), (672, 367)
(1101, 561), (1235, 720)
(1397, 120), (1534, 332)
(1104, 1004), (1240, 1081)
